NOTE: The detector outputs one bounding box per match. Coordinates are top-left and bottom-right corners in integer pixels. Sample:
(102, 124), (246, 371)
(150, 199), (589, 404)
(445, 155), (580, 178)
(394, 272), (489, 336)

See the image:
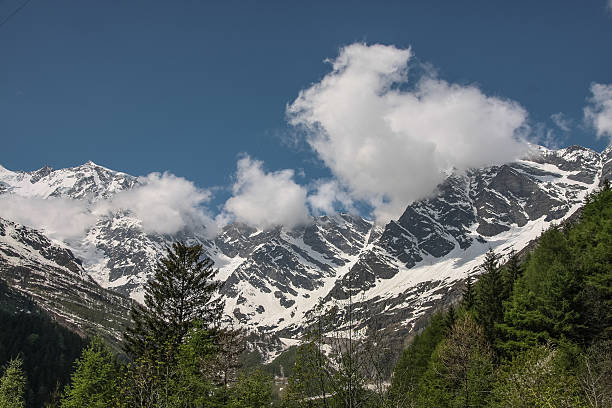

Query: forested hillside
(388, 184), (612, 407)
(0, 281), (86, 407)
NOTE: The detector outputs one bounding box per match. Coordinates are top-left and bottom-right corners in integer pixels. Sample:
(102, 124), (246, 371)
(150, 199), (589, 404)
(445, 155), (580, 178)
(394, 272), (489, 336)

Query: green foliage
(123, 242), (224, 359)
(284, 342), (328, 405)
(389, 312), (447, 402)
(60, 337), (119, 408)
(0, 307), (85, 408)
(0, 358), (26, 408)
(490, 344), (585, 407)
(499, 187), (612, 356)
(117, 242), (232, 407)
(498, 226), (581, 355)
(265, 346), (296, 379)
(228, 369), (273, 408)
(418, 315), (494, 408)
(500, 250), (522, 302)
(462, 274), (475, 310)
(119, 322), (222, 407)
(390, 186), (612, 406)
(474, 249), (504, 342)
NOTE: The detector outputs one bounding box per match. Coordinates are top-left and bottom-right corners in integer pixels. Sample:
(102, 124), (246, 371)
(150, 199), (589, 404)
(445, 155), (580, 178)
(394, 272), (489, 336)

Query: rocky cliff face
(0, 145), (607, 342)
(0, 217), (132, 342)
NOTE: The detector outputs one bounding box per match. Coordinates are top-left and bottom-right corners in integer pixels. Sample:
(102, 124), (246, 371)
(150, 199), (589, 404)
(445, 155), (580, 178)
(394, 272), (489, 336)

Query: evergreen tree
(500, 249), (522, 302)
(498, 227), (581, 356)
(389, 313), (447, 404)
(60, 337), (119, 408)
(123, 242), (224, 358)
(462, 274), (475, 310)
(0, 358), (26, 408)
(444, 306), (457, 337)
(474, 249), (503, 341)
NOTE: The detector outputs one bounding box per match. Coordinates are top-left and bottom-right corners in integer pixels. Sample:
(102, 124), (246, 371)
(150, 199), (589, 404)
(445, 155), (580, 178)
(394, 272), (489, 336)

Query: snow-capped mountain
(0, 145), (609, 342)
(0, 217), (132, 342)
(0, 160), (137, 199)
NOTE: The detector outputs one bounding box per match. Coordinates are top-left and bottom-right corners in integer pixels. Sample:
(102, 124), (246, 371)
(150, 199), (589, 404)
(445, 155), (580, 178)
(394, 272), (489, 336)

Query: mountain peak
(29, 165), (54, 183)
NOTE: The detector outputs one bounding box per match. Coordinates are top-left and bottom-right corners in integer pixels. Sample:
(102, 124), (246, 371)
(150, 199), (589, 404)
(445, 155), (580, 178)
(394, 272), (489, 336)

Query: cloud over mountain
(287, 43), (529, 222)
(223, 155), (311, 229)
(0, 195), (96, 241)
(585, 83), (612, 142)
(96, 172), (218, 236)
(0, 171), (219, 239)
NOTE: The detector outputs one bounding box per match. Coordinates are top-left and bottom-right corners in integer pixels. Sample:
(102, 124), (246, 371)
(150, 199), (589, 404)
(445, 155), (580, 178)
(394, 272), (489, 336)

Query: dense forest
(0, 281), (86, 407)
(1, 186), (611, 407)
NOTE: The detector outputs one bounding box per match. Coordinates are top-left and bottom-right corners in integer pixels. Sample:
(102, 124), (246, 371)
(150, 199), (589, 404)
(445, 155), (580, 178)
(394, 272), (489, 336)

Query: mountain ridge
(0, 144), (609, 345)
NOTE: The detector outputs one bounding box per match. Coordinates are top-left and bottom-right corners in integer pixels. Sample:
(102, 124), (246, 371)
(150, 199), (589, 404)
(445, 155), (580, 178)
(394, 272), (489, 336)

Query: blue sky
(1, 0), (612, 223)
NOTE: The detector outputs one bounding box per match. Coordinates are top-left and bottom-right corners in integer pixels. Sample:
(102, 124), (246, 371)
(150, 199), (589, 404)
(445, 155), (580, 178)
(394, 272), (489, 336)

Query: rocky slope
(0, 145), (608, 344)
(0, 217), (132, 343)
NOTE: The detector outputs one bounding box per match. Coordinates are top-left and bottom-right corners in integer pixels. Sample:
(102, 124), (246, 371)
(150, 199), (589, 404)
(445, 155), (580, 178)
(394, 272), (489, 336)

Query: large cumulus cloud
(287, 43), (529, 222)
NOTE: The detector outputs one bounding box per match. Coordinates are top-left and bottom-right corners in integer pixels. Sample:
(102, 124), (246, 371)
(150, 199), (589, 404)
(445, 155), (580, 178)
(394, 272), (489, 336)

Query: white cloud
(0, 196), (96, 241)
(308, 179), (355, 215)
(95, 172), (219, 236)
(223, 156), (311, 229)
(287, 43), (529, 223)
(585, 83), (612, 141)
(0, 172), (221, 239)
(608, 0), (612, 11)
(551, 112), (571, 132)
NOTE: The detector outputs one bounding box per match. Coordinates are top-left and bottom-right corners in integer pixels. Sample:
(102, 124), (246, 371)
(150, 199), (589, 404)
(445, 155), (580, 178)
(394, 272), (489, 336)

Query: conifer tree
(0, 358), (26, 408)
(498, 227), (580, 355)
(60, 337), (119, 408)
(389, 312), (447, 404)
(500, 249), (522, 301)
(462, 274), (475, 310)
(445, 305), (456, 333)
(474, 249), (503, 341)
(123, 242), (224, 358)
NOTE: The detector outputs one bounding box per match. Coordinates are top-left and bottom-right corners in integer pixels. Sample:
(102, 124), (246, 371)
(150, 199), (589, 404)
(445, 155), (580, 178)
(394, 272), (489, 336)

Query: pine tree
(389, 313), (447, 404)
(123, 242), (224, 358)
(497, 227), (581, 356)
(462, 274), (475, 310)
(445, 305), (456, 333)
(474, 249), (503, 341)
(501, 249), (522, 302)
(60, 337), (119, 408)
(0, 358), (26, 408)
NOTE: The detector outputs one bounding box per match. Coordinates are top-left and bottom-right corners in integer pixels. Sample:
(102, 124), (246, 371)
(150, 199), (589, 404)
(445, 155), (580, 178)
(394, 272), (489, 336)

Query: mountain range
(0, 144), (609, 349)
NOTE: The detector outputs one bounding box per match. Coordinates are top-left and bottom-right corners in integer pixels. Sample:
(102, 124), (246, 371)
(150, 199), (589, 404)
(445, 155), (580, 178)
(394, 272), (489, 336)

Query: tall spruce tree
(0, 358), (26, 408)
(462, 274), (475, 310)
(501, 249), (522, 302)
(123, 242), (224, 358)
(475, 249), (504, 342)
